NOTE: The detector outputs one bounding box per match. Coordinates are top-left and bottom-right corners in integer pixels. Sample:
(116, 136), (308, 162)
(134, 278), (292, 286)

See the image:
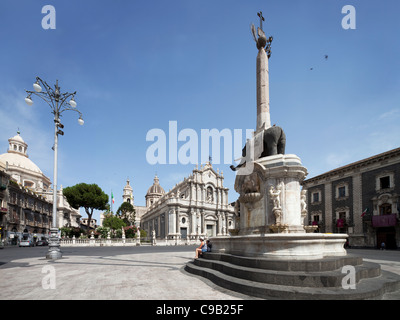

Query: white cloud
(378, 108), (400, 120)
(0, 89), (54, 178)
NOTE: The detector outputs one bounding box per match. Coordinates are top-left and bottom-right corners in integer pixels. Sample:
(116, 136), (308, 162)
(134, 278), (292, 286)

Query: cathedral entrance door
(180, 227), (187, 240)
(376, 227), (397, 249)
(206, 225), (214, 238)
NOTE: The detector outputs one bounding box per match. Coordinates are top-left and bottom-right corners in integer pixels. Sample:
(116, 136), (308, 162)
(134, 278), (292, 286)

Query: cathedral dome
(0, 132), (43, 174)
(146, 175), (165, 195)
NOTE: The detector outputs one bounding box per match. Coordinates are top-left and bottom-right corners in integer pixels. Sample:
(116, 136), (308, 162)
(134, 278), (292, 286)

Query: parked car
(19, 239), (34, 247)
(36, 239), (48, 246)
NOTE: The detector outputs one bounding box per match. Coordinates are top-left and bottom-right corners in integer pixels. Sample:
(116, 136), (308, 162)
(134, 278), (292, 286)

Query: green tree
(63, 183), (108, 234)
(102, 215), (126, 236)
(116, 202), (136, 226)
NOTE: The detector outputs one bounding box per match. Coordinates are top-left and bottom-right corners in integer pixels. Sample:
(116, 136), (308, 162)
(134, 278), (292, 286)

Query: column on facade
(217, 212), (222, 235)
(191, 209), (196, 238)
(196, 210), (201, 235)
(175, 206), (180, 239)
(325, 182), (332, 232)
(200, 209), (205, 235)
(169, 208), (176, 237)
(190, 182), (195, 202)
(196, 185), (200, 204)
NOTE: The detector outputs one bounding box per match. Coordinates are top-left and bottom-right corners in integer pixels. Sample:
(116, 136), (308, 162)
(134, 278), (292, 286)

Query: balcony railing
(372, 214), (397, 228)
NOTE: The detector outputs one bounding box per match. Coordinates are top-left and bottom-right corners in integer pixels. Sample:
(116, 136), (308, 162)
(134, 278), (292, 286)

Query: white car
(19, 239), (34, 247)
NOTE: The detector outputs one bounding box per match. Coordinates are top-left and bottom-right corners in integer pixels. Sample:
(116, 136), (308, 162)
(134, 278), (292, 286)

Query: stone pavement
(0, 245), (252, 300)
(0, 246), (399, 300)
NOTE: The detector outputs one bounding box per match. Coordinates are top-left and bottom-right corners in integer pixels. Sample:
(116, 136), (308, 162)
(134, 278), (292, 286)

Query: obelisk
(252, 11), (273, 134)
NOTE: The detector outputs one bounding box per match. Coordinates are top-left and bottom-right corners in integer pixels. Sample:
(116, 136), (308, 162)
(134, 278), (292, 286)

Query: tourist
(206, 240), (212, 252)
(195, 237), (207, 259)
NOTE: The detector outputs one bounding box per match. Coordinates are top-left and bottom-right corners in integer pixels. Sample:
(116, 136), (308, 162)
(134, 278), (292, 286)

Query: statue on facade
(269, 184), (282, 224)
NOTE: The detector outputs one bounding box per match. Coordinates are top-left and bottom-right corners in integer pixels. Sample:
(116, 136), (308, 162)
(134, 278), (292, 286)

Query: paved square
(0, 245), (250, 300)
(0, 246), (399, 300)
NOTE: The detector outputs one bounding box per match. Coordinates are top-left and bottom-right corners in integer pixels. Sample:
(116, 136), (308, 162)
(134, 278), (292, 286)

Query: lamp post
(25, 76), (84, 260)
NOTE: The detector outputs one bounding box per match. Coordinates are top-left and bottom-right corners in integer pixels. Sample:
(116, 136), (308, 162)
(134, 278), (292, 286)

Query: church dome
(0, 132), (43, 174)
(146, 175), (165, 195)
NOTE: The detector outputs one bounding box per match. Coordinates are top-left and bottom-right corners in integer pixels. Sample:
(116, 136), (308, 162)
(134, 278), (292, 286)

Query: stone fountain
(185, 12), (400, 299)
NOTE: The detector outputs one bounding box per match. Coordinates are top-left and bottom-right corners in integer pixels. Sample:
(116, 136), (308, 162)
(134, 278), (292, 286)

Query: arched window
(206, 186), (213, 203)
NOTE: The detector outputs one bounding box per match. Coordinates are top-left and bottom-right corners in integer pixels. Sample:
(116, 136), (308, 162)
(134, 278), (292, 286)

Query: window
(338, 186), (346, 198)
(376, 172), (394, 192)
(24, 181), (34, 188)
(312, 192), (319, 203)
(311, 213), (321, 226)
(379, 203), (391, 215)
(380, 176), (390, 189)
(335, 182), (349, 200)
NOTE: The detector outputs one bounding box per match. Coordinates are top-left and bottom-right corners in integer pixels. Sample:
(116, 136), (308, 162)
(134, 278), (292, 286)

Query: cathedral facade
(125, 162), (237, 244)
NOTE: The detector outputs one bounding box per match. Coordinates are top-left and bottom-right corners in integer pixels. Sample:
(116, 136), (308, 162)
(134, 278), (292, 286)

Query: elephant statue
(230, 125), (286, 171)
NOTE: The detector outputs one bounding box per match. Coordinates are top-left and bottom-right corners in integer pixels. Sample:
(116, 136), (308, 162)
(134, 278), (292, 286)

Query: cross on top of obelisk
(257, 11), (265, 31)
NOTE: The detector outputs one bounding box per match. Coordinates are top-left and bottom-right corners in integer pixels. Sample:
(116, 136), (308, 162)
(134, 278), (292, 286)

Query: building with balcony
(302, 147), (400, 249)
(0, 131), (81, 243)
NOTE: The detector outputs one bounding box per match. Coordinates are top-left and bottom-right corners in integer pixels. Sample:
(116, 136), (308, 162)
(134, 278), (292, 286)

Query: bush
(96, 226), (110, 238)
(124, 225), (137, 238)
(61, 227), (85, 238)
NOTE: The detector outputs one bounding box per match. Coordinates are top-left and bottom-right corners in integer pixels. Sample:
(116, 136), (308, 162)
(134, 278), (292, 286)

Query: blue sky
(1, 0), (399, 223)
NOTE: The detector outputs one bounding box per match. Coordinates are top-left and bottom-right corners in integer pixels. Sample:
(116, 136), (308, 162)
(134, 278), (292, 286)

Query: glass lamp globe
(33, 82), (42, 93)
(69, 97), (77, 108)
(78, 117), (84, 126)
(25, 96), (33, 106)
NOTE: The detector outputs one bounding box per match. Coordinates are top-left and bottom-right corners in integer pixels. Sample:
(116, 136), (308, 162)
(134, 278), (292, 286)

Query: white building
(0, 132), (81, 240)
(139, 162), (237, 244)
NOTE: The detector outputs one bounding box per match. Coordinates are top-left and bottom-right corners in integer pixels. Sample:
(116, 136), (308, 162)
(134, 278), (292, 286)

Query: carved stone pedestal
(214, 154), (348, 260)
(235, 154), (309, 235)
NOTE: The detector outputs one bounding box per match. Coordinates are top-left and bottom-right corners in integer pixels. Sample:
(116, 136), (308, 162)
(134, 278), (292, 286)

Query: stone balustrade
(59, 236), (201, 247)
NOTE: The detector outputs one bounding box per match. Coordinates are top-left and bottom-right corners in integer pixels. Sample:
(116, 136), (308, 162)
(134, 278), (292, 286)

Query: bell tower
(122, 178), (134, 205)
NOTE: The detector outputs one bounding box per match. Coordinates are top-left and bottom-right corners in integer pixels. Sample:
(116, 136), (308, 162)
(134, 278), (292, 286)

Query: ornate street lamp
(25, 76), (84, 260)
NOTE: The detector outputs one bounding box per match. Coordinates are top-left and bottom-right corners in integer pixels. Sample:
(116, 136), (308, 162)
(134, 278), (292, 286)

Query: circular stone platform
(185, 252), (400, 300)
(210, 233), (348, 260)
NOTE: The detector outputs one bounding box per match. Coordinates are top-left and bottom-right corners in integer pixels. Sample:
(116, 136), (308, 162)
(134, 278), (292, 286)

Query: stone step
(193, 257), (381, 288)
(202, 252), (363, 272)
(185, 261), (400, 300)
